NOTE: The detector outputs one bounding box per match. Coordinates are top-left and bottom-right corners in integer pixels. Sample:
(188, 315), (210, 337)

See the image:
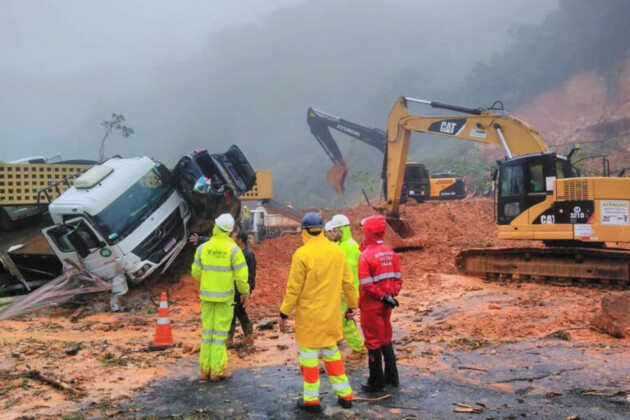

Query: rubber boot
(382, 342), (399, 387)
(361, 348), (385, 393)
(297, 400), (322, 414)
(227, 322), (236, 349)
(242, 322), (254, 346)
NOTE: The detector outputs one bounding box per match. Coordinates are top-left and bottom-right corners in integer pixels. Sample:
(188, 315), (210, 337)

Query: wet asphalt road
(113, 339), (629, 419)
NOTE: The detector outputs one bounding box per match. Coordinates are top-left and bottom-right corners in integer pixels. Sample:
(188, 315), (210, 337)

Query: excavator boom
(381, 97), (548, 217)
(307, 107), (386, 194)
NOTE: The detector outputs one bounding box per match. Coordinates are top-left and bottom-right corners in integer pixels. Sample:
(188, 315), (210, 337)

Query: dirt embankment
(476, 55), (630, 171)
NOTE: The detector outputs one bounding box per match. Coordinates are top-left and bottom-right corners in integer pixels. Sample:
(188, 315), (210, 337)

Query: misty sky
(1, 0), (559, 203)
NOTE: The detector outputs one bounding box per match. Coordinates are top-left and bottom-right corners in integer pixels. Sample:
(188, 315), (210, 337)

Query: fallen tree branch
(29, 368), (82, 395)
(458, 366), (489, 373)
(353, 394), (392, 402)
(453, 402), (484, 414)
(70, 307), (85, 322)
(0, 372), (26, 380)
(581, 389), (628, 397)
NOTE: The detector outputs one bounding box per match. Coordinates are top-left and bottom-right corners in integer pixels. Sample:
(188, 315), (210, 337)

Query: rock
(488, 304), (501, 310)
(65, 343), (82, 356)
(590, 292), (630, 338)
(257, 320), (276, 330)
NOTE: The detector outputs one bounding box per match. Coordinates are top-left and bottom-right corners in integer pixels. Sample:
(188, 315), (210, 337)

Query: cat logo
(440, 121), (457, 134)
(428, 119), (465, 136)
(541, 215), (555, 224)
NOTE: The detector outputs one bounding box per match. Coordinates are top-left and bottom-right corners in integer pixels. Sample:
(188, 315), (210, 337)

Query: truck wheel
(0, 208), (15, 231)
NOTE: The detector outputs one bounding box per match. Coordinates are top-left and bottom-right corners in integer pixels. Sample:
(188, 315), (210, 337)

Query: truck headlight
(134, 264), (151, 278)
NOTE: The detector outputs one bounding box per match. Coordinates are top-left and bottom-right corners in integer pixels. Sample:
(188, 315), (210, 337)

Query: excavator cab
(496, 152), (577, 224)
(401, 163), (430, 203)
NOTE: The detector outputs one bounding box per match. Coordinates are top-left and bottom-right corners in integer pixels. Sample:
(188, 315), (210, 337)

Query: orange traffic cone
(149, 292), (174, 351)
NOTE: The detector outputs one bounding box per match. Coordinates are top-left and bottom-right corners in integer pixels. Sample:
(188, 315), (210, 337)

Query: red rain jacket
(358, 216), (403, 349)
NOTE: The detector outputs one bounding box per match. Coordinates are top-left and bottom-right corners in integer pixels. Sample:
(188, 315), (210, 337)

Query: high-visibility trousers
(200, 301), (233, 377)
(299, 344), (353, 406)
(341, 298), (366, 353)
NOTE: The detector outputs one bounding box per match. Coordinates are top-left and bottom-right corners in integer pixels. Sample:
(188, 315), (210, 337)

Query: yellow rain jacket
(191, 224), (250, 302)
(280, 229), (357, 348)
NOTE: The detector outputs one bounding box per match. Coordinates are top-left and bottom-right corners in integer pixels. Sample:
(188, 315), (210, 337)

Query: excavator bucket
(326, 165), (348, 196)
(385, 216), (414, 239)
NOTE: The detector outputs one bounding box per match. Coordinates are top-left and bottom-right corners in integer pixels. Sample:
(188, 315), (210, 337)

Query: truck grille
(132, 208), (184, 263)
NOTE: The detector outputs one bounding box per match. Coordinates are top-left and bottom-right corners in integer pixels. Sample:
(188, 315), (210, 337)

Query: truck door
(42, 217), (118, 278)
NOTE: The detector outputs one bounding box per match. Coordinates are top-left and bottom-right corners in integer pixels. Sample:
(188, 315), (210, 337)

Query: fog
(1, 0), (560, 204)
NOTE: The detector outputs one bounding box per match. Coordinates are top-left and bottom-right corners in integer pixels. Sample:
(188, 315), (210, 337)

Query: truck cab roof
(48, 156), (157, 221)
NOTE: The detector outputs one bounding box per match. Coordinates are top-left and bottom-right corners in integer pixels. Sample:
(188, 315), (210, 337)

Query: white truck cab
(43, 156), (191, 284)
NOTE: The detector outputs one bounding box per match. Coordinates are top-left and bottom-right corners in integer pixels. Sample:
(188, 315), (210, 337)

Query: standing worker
(242, 205), (252, 230)
(324, 221), (335, 241)
(191, 213), (250, 382)
(358, 215), (402, 392)
(228, 231), (257, 347)
(329, 214), (367, 359)
(279, 212), (357, 413)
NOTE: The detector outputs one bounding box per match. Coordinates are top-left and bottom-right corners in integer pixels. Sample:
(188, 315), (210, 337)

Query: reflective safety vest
(338, 225), (361, 297)
(191, 226), (250, 302)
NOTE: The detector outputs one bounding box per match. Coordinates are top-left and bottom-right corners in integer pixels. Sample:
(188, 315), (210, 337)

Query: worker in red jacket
(358, 215), (402, 392)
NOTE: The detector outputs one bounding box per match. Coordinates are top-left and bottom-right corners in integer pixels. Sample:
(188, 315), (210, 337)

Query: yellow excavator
(377, 96), (630, 287)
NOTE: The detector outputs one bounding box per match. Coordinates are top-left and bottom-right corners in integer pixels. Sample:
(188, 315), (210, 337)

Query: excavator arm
(307, 107), (386, 194)
(379, 96), (548, 218)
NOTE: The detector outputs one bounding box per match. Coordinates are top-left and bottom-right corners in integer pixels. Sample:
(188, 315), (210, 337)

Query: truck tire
(0, 208), (15, 231)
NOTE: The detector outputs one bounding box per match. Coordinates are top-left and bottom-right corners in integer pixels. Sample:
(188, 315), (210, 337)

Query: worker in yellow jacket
(191, 213), (250, 382)
(279, 212), (357, 414)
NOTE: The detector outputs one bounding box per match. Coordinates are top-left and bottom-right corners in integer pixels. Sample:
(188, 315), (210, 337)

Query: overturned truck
(0, 146), (265, 316)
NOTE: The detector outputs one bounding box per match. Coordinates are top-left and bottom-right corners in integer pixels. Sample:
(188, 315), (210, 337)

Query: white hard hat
(215, 213), (235, 232)
(324, 221), (333, 232)
(330, 214), (350, 229)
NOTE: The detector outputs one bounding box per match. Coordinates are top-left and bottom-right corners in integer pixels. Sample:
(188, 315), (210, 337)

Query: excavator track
(456, 247), (630, 289)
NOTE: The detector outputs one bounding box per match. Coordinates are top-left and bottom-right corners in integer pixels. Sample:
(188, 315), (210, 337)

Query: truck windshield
(92, 168), (173, 243)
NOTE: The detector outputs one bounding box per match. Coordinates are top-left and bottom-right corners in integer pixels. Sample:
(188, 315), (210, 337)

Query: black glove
(345, 308), (355, 320)
(381, 294), (399, 308)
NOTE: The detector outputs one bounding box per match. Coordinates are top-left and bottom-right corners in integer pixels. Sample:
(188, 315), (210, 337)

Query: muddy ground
(1, 199), (629, 419)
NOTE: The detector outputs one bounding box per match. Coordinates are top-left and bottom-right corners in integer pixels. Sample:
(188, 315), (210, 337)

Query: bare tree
(99, 113), (134, 162)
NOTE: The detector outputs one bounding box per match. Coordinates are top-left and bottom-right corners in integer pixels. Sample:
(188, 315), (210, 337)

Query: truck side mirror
(66, 230), (90, 258)
(156, 164), (175, 186)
